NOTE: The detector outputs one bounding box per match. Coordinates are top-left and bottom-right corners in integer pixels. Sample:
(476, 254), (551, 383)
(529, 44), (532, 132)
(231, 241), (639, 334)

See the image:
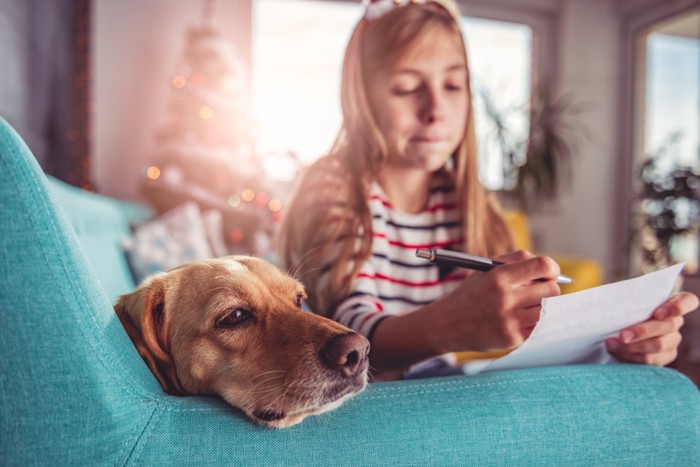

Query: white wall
(92, 0), (251, 202)
(527, 0), (621, 281)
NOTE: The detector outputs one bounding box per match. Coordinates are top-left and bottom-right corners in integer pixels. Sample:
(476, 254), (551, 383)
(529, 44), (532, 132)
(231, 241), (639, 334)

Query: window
(464, 17), (532, 190)
(633, 10), (699, 275)
(251, 0), (361, 181)
(252, 0), (533, 190)
(644, 22), (699, 172)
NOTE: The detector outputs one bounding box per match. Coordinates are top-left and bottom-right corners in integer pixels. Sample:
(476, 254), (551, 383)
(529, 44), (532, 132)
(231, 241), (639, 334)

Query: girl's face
(368, 28), (468, 173)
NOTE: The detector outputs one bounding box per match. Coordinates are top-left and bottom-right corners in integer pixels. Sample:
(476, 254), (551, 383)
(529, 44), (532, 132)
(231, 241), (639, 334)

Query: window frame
(615, 0), (699, 277)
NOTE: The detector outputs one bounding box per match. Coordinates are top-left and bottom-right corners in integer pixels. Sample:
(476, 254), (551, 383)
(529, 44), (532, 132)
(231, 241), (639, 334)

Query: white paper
(463, 263), (684, 375)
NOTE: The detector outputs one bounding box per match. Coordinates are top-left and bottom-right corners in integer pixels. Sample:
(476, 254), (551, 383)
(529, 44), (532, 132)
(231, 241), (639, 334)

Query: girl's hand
(435, 250), (561, 353)
(606, 291), (699, 366)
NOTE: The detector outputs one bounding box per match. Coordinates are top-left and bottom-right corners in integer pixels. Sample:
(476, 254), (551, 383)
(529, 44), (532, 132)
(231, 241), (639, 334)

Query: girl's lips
(412, 133), (442, 139)
(410, 137), (445, 143)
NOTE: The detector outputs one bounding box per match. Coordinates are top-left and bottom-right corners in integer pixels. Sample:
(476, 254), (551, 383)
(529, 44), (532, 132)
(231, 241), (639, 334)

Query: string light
(171, 74), (186, 89)
(256, 191), (269, 205)
(229, 229), (244, 243)
(146, 166), (161, 180)
(268, 199), (282, 212)
(241, 188), (255, 202)
(228, 195), (241, 207)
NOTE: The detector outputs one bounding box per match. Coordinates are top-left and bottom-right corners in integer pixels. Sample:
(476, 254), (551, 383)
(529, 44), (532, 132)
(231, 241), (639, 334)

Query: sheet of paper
(463, 263), (684, 375)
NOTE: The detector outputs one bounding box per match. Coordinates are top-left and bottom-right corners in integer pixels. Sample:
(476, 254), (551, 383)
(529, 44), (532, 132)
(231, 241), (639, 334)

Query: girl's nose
(419, 88), (445, 125)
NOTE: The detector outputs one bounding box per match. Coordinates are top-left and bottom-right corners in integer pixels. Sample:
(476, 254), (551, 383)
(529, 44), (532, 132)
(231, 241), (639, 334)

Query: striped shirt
(332, 174), (465, 376)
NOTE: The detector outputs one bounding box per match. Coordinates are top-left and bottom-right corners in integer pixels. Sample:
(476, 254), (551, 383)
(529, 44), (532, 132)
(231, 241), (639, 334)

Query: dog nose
(320, 333), (369, 377)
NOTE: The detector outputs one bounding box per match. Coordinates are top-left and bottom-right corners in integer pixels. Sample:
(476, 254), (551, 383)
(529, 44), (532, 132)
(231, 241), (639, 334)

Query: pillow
(201, 209), (230, 258)
(121, 202), (214, 284)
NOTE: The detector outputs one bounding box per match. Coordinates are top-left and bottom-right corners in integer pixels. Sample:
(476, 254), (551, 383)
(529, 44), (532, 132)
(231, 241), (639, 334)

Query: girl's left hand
(606, 291), (699, 366)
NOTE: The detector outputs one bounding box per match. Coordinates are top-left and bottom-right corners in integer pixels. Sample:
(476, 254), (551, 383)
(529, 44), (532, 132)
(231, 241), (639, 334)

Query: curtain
(0, 0), (92, 189)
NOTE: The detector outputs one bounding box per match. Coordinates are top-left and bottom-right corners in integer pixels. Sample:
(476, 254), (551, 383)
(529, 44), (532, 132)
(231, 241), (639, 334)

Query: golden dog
(114, 256), (369, 428)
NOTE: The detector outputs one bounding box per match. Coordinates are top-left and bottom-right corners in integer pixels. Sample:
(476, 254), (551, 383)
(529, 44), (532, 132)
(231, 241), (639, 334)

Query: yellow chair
(455, 210), (603, 364)
(502, 210), (603, 294)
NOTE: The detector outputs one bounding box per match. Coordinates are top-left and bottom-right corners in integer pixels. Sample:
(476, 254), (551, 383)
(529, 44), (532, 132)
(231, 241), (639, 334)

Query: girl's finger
(607, 330), (682, 355)
(618, 316), (684, 343)
(515, 279), (561, 308)
(653, 291), (699, 320)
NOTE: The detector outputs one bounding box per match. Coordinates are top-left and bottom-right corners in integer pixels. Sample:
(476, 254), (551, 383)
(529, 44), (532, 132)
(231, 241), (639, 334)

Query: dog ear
(114, 278), (187, 396)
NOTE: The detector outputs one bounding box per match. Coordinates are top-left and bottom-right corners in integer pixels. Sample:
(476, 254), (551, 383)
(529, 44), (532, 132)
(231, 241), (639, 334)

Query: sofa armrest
(131, 365), (699, 465)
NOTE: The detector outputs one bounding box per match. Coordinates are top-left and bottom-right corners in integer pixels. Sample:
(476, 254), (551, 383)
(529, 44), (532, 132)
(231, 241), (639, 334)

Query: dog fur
(114, 256), (369, 428)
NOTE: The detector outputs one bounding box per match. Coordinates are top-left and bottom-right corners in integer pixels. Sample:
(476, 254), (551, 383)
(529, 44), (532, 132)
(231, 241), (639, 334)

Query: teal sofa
(1, 116), (698, 466)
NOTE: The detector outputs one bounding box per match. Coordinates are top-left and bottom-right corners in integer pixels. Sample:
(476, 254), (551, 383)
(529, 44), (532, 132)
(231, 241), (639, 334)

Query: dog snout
(320, 332), (369, 378)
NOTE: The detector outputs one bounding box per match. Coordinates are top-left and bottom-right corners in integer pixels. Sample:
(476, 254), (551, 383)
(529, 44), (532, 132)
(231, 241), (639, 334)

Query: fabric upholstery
(1, 116), (699, 465)
(47, 175), (152, 302)
(120, 201), (213, 284)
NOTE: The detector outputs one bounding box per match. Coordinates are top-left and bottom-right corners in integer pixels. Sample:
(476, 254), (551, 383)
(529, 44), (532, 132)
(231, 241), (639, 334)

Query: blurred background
(0, 0), (698, 369)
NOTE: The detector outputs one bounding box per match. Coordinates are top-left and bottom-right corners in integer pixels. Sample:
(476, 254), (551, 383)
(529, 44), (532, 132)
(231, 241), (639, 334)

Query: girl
(278, 0), (697, 380)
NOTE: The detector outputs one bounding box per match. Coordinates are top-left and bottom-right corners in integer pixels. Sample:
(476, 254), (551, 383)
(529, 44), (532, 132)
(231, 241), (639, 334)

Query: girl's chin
(386, 158), (450, 174)
(386, 145), (455, 173)
(412, 153), (453, 172)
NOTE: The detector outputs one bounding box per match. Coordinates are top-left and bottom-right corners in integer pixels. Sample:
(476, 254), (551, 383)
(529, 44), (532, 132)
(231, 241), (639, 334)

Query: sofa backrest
(47, 176), (152, 302)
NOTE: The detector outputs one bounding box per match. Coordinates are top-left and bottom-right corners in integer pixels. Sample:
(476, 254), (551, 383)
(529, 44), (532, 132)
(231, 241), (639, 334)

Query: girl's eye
(216, 308), (253, 329)
(391, 79), (422, 96)
(445, 83), (463, 91)
(392, 87), (419, 96)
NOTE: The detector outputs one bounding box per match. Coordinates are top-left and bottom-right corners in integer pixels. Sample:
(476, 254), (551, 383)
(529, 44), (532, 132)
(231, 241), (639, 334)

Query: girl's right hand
(432, 250), (562, 354)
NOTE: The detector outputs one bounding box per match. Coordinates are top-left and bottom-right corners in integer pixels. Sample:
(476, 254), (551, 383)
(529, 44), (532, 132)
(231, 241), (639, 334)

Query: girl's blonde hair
(278, 0), (515, 316)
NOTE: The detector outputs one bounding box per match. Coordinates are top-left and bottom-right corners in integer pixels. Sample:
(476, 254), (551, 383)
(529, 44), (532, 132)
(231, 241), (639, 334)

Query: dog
(114, 256), (369, 428)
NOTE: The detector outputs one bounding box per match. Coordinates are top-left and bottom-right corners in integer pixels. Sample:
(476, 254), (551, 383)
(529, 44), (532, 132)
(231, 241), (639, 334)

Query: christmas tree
(142, 1), (281, 254)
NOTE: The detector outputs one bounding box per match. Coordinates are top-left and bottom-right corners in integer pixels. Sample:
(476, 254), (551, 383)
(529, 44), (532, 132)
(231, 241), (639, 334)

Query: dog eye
(216, 308), (253, 329)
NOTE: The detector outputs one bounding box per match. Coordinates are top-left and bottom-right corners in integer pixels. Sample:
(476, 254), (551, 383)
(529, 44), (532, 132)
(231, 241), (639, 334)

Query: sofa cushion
(47, 176), (152, 301)
(120, 201), (213, 283)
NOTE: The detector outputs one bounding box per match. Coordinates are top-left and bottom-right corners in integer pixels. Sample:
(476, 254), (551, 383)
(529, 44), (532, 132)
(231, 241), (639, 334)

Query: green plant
(514, 86), (582, 211)
(633, 136), (700, 274)
(477, 83), (583, 211)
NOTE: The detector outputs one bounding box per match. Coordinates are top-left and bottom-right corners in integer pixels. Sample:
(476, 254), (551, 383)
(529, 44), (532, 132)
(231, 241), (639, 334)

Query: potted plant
(477, 83), (583, 212)
(632, 135), (700, 275)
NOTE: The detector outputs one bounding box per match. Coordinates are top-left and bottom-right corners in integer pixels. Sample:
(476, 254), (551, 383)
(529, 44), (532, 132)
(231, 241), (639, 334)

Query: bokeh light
(146, 166), (161, 180)
(256, 191), (269, 205)
(268, 199), (282, 212)
(241, 188), (255, 202)
(229, 229), (244, 243)
(171, 74), (186, 89)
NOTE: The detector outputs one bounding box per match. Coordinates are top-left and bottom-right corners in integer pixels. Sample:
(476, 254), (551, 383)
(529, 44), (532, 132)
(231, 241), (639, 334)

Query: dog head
(114, 256), (369, 428)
